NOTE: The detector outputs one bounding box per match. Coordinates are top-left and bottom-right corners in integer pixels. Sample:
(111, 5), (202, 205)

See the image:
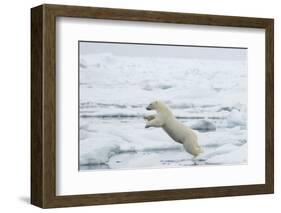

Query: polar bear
(144, 100), (203, 158)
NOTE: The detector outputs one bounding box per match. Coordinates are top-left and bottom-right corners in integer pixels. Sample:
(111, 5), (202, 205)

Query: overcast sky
(79, 41), (247, 61)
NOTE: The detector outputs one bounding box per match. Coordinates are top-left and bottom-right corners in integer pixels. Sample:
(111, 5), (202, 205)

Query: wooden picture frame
(31, 4), (274, 208)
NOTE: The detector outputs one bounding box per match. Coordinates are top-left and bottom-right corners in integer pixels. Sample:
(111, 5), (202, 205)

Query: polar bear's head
(146, 100), (170, 112)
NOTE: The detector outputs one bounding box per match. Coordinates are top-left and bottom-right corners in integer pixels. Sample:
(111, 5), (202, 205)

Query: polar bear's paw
(143, 115), (156, 121)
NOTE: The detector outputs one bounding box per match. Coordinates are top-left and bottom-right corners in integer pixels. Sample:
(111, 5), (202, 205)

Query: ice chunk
(191, 119), (216, 132)
(207, 143), (247, 164)
(80, 138), (121, 165)
(227, 109), (246, 128)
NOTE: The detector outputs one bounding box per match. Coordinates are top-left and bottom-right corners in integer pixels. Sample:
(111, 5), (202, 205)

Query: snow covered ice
(79, 42), (248, 171)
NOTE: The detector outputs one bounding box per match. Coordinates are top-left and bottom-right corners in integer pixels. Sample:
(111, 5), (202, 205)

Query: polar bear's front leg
(144, 114), (156, 121)
(145, 116), (164, 128)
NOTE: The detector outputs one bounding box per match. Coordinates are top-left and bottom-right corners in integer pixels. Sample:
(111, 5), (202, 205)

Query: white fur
(144, 101), (203, 157)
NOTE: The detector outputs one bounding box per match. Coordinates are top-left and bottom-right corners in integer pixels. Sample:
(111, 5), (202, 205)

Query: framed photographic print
(31, 4), (274, 208)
